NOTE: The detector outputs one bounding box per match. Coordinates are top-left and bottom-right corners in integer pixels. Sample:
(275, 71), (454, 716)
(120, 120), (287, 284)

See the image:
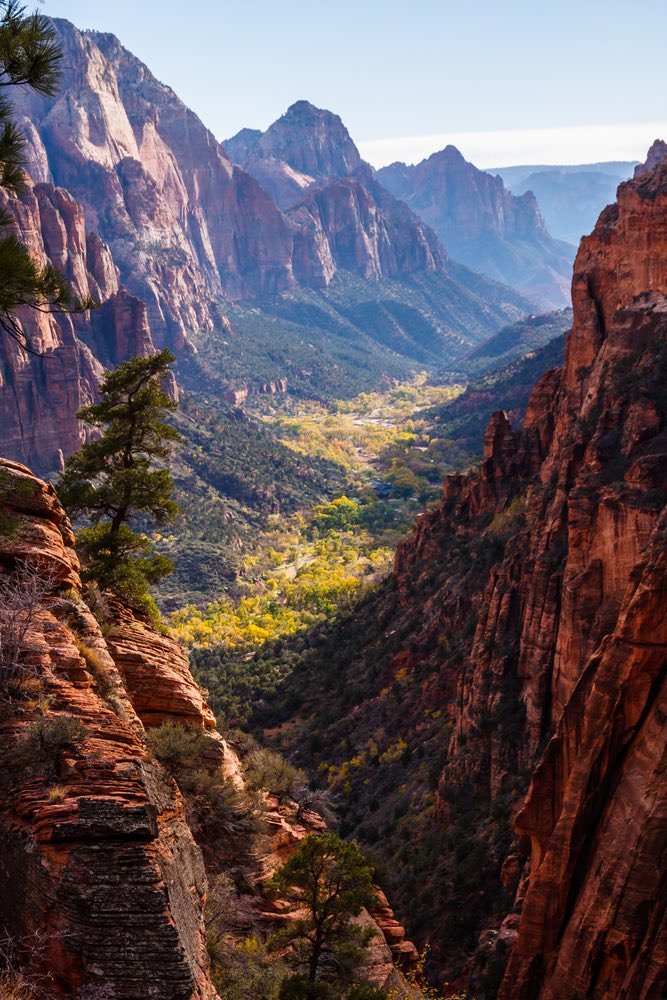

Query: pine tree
(57, 349), (180, 617)
(267, 833), (378, 997)
(0, 1), (93, 353)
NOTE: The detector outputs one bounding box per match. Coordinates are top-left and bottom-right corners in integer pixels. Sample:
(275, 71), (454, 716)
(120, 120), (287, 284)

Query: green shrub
(145, 721), (207, 766)
(26, 716), (86, 760)
(279, 976), (337, 1000)
(72, 638), (117, 703)
(181, 768), (266, 835)
(347, 986), (387, 1000)
(245, 747), (306, 798)
(211, 935), (285, 1000)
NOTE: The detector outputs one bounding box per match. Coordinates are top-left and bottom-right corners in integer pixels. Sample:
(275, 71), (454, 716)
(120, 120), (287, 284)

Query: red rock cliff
(269, 147), (666, 998)
(0, 179), (155, 472)
(394, 150), (667, 996)
(0, 458), (415, 997)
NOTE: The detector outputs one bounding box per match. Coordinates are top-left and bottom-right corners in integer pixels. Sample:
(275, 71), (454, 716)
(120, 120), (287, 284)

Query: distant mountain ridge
(495, 159), (637, 244)
(1, 20), (531, 473)
(377, 146), (575, 309)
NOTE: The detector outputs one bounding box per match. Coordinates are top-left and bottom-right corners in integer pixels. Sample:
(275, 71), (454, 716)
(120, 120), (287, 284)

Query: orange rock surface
(0, 457), (416, 996)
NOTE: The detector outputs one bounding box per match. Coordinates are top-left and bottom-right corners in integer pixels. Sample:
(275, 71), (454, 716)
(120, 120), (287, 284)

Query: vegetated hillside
(196, 270), (530, 401)
(428, 334), (565, 454)
(158, 315), (568, 610)
(186, 329), (568, 725)
(462, 309), (571, 374)
(376, 146), (575, 309)
(234, 150), (667, 998)
(495, 159), (636, 244)
(0, 459), (415, 999)
(156, 397), (348, 610)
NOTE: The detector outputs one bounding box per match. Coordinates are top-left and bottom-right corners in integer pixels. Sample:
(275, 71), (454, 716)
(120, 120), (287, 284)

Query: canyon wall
(377, 145), (575, 308)
(0, 458), (415, 997)
(268, 149), (667, 997)
(0, 179), (155, 471)
(396, 147), (667, 997)
(3, 20), (530, 474)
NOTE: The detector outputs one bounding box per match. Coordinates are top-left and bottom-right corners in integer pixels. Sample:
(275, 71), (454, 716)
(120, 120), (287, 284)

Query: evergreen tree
(57, 349), (180, 616)
(0, 1), (93, 353)
(267, 833), (378, 997)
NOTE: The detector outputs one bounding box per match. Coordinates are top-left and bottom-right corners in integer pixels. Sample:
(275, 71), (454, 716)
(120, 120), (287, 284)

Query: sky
(41, 0), (667, 168)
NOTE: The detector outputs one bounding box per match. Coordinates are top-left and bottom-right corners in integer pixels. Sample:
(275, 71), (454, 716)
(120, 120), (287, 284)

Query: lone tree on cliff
(57, 349), (180, 618)
(266, 832), (378, 998)
(0, 1), (93, 353)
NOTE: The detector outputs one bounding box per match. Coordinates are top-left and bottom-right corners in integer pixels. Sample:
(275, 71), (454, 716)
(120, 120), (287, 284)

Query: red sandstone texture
(15, 24), (449, 339)
(0, 460), (415, 996)
(0, 177), (155, 471)
(389, 150), (667, 996)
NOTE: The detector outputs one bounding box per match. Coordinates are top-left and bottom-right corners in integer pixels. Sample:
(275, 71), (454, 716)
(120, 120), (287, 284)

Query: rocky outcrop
(15, 25), (460, 335)
(224, 100), (445, 280)
(15, 21), (310, 327)
(268, 149), (667, 997)
(288, 169), (444, 280)
(0, 458), (417, 997)
(3, 20), (533, 475)
(634, 138), (667, 177)
(0, 460), (218, 999)
(377, 145), (575, 308)
(0, 176), (156, 472)
(401, 152), (667, 996)
(226, 101), (363, 210)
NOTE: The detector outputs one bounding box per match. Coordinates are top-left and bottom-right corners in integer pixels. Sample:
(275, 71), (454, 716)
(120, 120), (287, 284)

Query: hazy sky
(41, 0), (667, 167)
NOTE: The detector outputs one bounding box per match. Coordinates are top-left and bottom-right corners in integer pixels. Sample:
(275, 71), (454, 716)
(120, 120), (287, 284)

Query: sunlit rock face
(0, 458), (416, 998)
(381, 146), (667, 995)
(377, 144), (576, 308)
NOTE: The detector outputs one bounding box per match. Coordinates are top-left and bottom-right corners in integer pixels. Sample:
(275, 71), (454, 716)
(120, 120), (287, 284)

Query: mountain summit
(378, 146), (575, 308)
(227, 100), (363, 207)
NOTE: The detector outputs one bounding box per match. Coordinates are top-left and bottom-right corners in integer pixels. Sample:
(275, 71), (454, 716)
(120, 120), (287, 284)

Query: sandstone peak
(245, 98), (363, 198)
(634, 137), (667, 177)
(377, 141), (574, 309)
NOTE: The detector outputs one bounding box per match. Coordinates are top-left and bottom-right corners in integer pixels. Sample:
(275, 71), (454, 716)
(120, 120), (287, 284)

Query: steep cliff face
(0, 178), (155, 471)
(225, 100), (445, 280)
(228, 101), (363, 210)
(393, 151), (667, 997)
(0, 459), (218, 998)
(16, 25), (463, 333)
(0, 458), (415, 997)
(377, 146), (575, 308)
(261, 149), (667, 996)
(3, 20), (532, 475)
(14, 19), (317, 334)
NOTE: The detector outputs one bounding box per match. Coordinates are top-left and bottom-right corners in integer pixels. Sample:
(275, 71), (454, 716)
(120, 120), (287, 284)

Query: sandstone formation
(270, 147), (667, 997)
(15, 27), (481, 335)
(0, 460), (217, 999)
(0, 178), (155, 471)
(393, 149), (667, 997)
(227, 101), (363, 210)
(225, 99), (446, 280)
(377, 145), (575, 308)
(0, 458), (416, 997)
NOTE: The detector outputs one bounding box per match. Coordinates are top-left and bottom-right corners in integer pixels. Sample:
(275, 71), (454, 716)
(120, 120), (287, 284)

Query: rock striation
(3, 21), (531, 473)
(269, 146), (667, 997)
(377, 145), (575, 308)
(225, 99), (445, 279)
(227, 101), (363, 210)
(397, 146), (667, 997)
(0, 178), (155, 471)
(0, 458), (416, 997)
